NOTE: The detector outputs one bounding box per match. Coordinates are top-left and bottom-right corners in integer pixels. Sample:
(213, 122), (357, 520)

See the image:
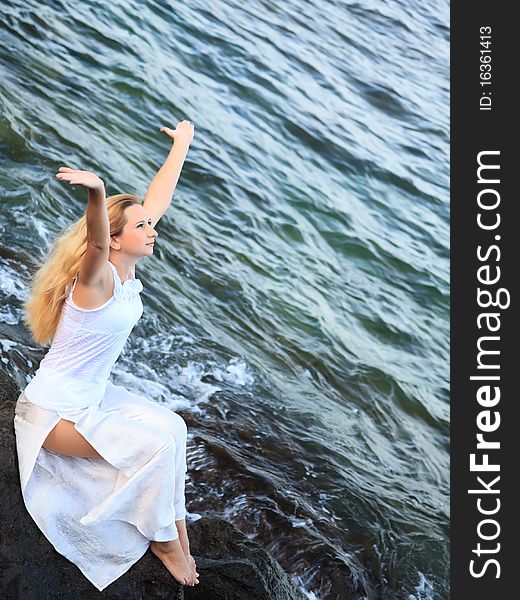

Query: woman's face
(112, 204), (158, 257)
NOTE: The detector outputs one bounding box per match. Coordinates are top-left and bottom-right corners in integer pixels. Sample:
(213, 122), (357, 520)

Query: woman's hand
(160, 120), (194, 146)
(55, 167), (105, 191)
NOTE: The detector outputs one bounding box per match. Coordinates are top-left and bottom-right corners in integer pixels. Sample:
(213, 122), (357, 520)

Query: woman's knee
(139, 403), (187, 441)
(167, 411), (187, 441)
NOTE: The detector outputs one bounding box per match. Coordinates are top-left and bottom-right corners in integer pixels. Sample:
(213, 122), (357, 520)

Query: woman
(13, 120), (199, 591)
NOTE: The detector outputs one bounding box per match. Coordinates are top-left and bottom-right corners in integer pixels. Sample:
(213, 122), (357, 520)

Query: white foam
(408, 571), (435, 600)
(209, 356), (256, 386)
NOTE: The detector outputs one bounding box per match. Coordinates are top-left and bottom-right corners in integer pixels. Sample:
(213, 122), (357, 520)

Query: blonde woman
(13, 120), (200, 591)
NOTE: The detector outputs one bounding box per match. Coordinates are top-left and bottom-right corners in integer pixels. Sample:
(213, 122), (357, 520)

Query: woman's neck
(108, 257), (135, 283)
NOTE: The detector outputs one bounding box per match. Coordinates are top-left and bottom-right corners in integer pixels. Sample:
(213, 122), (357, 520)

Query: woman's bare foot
(150, 539), (199, 586)
(175, 519), (199, 581)
(186, 553), (198, 579)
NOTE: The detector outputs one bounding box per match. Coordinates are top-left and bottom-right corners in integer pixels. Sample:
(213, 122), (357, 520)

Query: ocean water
(0, 1), (449, 598)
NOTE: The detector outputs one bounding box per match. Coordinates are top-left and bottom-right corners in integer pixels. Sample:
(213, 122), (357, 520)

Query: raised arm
(56, 167), (109, 285)
(142, 120), (195, 229)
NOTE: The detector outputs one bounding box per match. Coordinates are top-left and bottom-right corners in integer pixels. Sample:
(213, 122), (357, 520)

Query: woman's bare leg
(42, 419), (103, 458)
(175, 518), (198, 579)
(175, 518), (190, 555)
(150, 537), (199, 586)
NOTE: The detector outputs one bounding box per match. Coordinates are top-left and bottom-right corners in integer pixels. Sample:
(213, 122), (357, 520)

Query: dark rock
(0, 368), (307, 600)
(185, 517), (308, 600)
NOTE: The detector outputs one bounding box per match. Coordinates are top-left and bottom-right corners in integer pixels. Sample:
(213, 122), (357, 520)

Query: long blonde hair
(23, 194), (142, 347)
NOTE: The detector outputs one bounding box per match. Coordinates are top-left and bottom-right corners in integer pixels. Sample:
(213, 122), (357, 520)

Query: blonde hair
(23, 193), (142, 347)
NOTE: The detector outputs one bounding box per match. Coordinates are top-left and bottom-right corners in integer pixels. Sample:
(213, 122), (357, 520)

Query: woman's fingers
(55, 172), (78, 184)
(55, 169), (104, 191)
(160, 120), (194, 145)
(160, 121), (194, 134)
(56, 170), (81, 180)
(58, 166), (74, 172)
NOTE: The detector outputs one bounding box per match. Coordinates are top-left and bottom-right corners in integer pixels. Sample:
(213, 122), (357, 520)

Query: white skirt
(13, 380), (188, 592)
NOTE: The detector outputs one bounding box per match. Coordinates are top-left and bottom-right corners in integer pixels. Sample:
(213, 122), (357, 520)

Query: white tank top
(23, 260), (144, 414)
